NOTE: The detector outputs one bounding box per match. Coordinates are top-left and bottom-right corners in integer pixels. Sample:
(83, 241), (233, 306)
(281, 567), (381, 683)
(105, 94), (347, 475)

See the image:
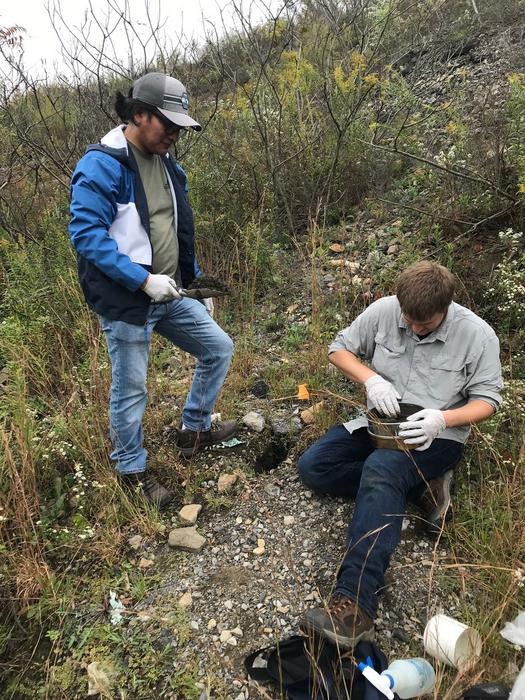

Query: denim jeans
(298, 426), (463, 619)
(100, 297), (234, 474)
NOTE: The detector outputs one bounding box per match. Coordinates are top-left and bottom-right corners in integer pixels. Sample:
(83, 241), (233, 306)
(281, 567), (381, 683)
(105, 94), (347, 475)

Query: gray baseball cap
(132, 72), (201, 131)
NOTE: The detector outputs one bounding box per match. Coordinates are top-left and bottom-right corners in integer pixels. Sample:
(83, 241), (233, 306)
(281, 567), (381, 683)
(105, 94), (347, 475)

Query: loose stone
(178, 504), (203, 525)
(178, 591), (193, 608)
(217, 474), (238, 493)
(128, 535), (143, 550)
(242, 411), (265, 432)
(168, 527), (206, 552)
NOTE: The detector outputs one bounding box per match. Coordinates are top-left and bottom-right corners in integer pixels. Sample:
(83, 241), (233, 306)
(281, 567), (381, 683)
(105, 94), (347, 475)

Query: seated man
(298, 261), (502, 648)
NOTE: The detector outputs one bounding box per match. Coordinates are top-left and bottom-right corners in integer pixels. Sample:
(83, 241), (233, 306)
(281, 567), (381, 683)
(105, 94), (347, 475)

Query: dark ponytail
(114, 90), (131, 121)
(114, 88), (156, 124)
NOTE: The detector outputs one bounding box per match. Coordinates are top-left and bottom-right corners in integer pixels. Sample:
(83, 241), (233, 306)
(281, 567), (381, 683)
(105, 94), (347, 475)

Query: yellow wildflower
(364, 73), (379, 86)
(351, 51), (366, 71)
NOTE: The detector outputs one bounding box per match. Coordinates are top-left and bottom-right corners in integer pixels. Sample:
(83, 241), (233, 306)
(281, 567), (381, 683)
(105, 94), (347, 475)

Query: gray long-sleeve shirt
(330, 296), (503, 443)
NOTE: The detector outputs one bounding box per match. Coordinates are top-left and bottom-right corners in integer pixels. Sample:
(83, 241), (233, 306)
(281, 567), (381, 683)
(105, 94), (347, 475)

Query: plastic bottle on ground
(380, 658), (436, 699)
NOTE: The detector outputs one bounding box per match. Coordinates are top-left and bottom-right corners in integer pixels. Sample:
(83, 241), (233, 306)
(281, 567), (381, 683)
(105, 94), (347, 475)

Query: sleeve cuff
(468, 395), (501, 411)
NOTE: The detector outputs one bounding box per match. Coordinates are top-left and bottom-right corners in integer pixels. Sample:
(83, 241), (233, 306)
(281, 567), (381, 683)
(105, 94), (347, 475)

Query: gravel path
(128, 431), (468, 700)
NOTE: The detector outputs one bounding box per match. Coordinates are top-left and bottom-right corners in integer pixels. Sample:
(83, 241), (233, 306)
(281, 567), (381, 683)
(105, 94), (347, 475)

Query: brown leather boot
(174, 420), (238, 457)
(300, 593), (375, 649)
(121, 471), (173, 509)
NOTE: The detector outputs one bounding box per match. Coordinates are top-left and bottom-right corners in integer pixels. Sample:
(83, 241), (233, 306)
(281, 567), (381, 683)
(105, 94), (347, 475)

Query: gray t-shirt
(330, 296), (503, 443)
(130, 143), (181, 284)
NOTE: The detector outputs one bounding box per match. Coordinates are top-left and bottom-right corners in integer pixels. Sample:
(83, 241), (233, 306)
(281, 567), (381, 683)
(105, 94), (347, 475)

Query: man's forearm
(329, 349), (376, 385)
(442, 399), (495, 428)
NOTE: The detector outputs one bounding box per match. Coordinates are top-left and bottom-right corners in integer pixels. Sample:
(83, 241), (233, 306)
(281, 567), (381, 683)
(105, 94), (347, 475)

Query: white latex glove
(142, 274), (181, 303)
(364, 375), (401, 417)
(204, 297), (214, 317)
(398, 408), (446, 451)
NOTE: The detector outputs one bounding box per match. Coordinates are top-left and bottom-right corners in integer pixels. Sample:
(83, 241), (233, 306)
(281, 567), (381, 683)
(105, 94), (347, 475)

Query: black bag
(462, 683), (509, 699)
(245, 635), (394, 700)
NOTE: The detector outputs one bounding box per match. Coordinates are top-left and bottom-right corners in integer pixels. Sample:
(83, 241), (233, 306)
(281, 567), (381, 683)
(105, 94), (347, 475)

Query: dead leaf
(329, 243), (345, 253)
(300, 401), (325, 424)
(138, 557), (154, 569)
(87, 661), (116, 697)
(137, 607), (156, 621)
(297, 384), (310, 400)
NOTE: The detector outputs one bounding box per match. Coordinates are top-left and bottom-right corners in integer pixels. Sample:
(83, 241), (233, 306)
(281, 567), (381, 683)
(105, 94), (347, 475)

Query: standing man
(298, 261), (502, 647)
(69, 73), (237, 508)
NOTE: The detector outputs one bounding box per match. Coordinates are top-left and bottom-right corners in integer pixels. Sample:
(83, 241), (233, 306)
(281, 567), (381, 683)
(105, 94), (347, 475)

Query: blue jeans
(100, 297), (234, 474)
(298, 427), (463, 619)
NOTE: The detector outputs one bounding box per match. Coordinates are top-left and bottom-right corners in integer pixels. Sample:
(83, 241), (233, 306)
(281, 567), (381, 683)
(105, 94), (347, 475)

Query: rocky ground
(124, 429), (470, 700)
(112, 227), (482, 700)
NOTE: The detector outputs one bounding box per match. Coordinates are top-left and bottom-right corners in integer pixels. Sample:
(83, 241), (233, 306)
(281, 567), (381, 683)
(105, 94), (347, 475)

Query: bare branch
(358, 138), (519, 203)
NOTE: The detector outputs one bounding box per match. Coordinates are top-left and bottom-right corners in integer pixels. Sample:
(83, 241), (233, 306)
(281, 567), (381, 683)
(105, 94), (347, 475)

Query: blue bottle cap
(383, 673), (394, 689)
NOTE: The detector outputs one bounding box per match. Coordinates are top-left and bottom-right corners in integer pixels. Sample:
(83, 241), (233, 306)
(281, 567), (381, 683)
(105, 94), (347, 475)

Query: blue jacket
(69, 125), (200, 325)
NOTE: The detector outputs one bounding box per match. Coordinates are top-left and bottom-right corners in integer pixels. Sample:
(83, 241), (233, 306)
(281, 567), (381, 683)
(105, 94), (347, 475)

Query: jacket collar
(100, 125), (129, 151)
(100, 124), (172, 163)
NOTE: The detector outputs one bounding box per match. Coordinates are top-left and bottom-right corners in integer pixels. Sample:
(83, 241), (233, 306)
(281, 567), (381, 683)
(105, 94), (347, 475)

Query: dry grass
(1, 223), (524, 698)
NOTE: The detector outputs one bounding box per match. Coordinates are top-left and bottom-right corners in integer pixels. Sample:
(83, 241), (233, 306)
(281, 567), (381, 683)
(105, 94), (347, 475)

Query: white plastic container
(380, 658), (436, 699)
(424, 614), (482, 669)
(357, 663), (394, 699)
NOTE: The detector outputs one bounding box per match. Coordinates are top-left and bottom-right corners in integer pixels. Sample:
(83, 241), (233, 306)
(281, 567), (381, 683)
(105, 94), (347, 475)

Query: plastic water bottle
(380, 658), (436, 699)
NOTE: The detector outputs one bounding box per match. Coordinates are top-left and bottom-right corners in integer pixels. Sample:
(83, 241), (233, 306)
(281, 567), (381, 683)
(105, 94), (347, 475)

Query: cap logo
(163, 92), (189, 111)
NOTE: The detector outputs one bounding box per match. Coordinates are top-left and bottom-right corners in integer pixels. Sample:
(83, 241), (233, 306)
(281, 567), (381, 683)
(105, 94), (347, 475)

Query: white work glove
(204, 297), (214, 317)
(365, 375), (401, 417)
(398, 408), (446, 451)
(142, 274), (181, 303)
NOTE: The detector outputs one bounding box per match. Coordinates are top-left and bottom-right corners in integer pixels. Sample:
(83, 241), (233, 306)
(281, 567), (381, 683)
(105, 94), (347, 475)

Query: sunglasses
(155, 112), (185, 136)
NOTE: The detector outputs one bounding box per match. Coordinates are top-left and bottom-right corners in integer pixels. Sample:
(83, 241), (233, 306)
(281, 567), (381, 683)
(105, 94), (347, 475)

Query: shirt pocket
(428, 354), (467, 404)
(372, 333), (406, 383)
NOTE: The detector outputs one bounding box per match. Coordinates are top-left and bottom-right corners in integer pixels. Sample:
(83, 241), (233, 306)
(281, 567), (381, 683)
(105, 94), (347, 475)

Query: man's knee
(222, 333), (234, 359)
(203, 329), (233, 366)
(298, 450), (325, 490)
(214, 330), (234, 362)
(361, 450), (412, 490)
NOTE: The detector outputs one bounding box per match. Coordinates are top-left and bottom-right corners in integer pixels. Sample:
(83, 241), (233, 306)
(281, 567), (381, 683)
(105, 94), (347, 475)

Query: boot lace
(141, 474), (160, 495)
(328, 594), (358, 616)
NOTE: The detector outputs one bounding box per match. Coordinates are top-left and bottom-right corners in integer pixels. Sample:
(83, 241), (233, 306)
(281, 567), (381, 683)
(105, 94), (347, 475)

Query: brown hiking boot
(417, 469), (454, 530)
(174, 420), (238, 457)
(121, 471), (173, 509)
(300, 593), (374, 649)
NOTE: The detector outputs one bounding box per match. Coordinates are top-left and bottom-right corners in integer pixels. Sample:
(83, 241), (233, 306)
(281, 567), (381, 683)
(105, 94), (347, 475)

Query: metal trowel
(179, 275), (231, 300)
